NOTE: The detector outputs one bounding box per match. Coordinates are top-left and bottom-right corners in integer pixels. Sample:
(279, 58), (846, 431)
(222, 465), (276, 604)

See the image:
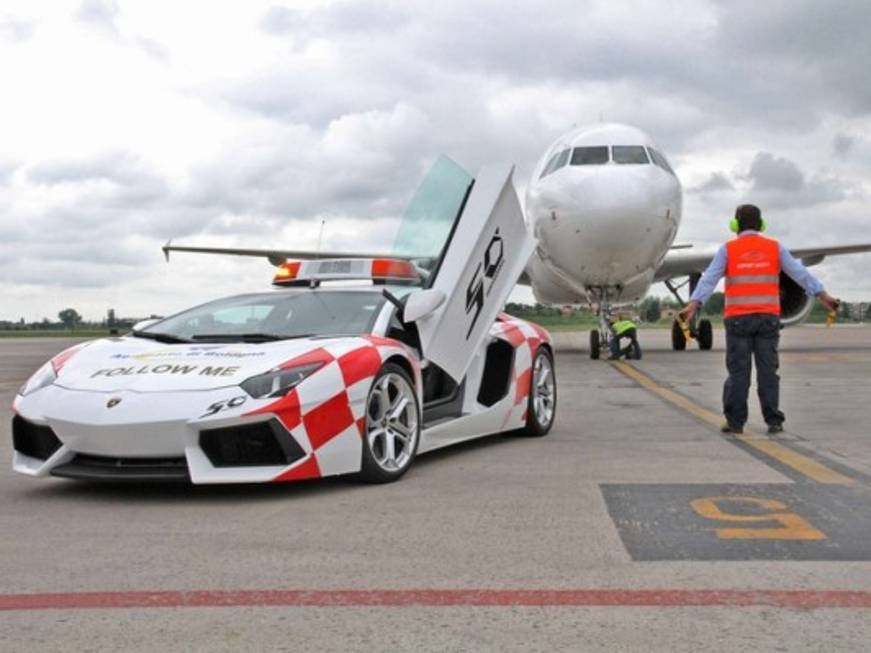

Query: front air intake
(199, 419), (306, 467)
(12, 415), (62, 461)
(51, 455), (189, 482)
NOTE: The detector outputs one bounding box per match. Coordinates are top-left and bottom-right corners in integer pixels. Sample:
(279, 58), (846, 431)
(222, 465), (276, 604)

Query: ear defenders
(730, 217), (767, 233)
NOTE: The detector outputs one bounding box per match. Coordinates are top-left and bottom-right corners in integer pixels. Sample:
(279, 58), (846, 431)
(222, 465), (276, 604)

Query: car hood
(53, 336), (340, 393)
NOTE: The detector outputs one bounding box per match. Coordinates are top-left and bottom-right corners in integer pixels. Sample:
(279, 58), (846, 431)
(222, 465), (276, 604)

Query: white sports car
(12, 162), (557, 484)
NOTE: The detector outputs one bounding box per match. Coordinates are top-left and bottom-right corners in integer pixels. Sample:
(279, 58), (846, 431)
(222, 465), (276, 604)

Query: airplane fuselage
(524, 124), (682, 306)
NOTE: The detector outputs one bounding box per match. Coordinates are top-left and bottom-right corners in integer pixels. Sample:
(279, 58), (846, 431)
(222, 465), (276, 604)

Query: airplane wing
(162, 241), (418, 266)
(655, 242), (871, 282)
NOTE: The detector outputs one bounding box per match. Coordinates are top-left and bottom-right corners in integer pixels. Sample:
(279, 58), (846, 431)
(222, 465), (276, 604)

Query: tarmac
(1, 326), (870, 652)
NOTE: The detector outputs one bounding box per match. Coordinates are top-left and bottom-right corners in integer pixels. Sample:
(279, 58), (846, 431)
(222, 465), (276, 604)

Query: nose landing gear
(589, 290), (633, 360)
(588, 289), (615, 360)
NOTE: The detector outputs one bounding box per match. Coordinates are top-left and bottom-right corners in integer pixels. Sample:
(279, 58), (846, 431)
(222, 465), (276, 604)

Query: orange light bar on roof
(272, 258), (419, 286)
(371, 259), (418, 279)
(273, 261), (301, 284)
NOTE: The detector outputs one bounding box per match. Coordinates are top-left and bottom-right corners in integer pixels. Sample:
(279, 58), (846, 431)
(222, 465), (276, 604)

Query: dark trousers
(723, 313), (785, 428)
(610, 328), (640, 358)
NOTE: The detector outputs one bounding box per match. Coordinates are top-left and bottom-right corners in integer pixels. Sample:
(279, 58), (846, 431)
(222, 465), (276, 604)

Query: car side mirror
(403, 288), (446, 323)
(131, 318), (161, 332)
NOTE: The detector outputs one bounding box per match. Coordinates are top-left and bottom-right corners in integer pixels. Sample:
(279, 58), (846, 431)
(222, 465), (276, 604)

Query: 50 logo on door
(465, 228), (505, 339)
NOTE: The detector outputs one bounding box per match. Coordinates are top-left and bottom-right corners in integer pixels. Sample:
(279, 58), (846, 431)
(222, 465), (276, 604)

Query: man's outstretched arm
(779, 245), (839, 310)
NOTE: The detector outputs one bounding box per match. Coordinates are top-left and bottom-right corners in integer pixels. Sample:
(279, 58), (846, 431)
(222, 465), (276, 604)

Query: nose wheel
(589, 304), (614, 360)
(589, 329), (601, 359)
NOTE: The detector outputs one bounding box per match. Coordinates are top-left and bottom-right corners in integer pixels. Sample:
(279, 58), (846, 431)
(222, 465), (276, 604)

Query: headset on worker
(730, 204), (768, 233)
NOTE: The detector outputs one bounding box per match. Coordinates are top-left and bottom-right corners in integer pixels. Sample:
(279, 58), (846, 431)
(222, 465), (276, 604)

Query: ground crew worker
(608, 315), (641, 360)
(679, 204), (838, 434)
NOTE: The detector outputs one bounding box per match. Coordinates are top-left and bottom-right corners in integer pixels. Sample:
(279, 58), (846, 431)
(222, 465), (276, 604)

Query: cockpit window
(612, 146), (649, 164)
(540, 148), (570, 178)
(647, 147), (676, 175)
(570, 146), (609, 165)
(540, 152), (559, 178)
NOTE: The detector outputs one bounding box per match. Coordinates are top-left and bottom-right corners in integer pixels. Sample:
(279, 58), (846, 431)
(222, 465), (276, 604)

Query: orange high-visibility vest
(724, 234), (781, 318)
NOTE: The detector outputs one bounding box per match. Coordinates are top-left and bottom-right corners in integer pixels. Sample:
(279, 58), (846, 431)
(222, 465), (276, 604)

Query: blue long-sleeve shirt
(689, 231), (825, 305)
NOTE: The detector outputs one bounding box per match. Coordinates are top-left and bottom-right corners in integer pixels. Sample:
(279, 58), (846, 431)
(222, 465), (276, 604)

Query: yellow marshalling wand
(826, 300), (841, 328)
(677, 317), (694, 342)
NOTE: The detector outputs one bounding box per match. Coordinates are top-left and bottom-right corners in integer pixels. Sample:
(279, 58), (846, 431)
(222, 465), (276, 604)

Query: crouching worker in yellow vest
(608, 315), (641, 360)
(679, 204), (839, 435)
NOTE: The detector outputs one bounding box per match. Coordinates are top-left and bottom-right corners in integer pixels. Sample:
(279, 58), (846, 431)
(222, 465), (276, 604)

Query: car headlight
(18, 361), (57, 397)
(18, 343), (88, 398)
(240, 362), (325, 399)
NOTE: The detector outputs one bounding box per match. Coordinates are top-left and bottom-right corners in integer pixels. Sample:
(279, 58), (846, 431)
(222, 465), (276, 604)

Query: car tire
(521, 347), (557, 437)
(359, 362), (421, 483)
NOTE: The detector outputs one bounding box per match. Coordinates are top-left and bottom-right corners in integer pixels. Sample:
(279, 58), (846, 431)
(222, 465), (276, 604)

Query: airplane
(163, 122), (871, 360)
(523, 123), (871, 357)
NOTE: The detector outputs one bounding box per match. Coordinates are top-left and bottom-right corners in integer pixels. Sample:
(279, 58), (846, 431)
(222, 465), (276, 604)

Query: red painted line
(1, 589), (871, 612)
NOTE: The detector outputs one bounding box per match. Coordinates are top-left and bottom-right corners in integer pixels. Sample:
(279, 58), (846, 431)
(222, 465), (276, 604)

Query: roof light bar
(272, 258), (420, 286)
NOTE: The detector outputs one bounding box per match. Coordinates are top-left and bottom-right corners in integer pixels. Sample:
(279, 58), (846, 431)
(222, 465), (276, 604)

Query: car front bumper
(11, 384), (338, 484)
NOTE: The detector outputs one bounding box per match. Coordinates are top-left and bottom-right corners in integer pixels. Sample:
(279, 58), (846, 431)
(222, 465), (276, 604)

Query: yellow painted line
(781, 352), (871, 363)
(611, 361), (856, 485)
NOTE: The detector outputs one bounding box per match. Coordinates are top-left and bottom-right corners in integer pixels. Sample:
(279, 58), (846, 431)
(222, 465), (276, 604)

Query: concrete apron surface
(1, 327), (870, 652)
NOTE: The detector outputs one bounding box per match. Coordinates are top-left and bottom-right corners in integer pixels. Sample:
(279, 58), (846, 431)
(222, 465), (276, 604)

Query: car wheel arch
(383, 354), (415, 385)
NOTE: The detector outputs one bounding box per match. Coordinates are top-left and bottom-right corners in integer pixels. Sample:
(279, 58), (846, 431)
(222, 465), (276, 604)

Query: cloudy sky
(2, 0), (870, 321)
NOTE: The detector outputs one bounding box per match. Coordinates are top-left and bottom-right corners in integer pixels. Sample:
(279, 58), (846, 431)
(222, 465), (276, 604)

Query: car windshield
(139, 291), (385, 342)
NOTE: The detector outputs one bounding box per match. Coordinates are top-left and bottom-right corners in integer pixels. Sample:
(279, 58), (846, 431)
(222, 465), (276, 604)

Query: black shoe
(721, 422), (743, 434)
(767, 423), (784, 434)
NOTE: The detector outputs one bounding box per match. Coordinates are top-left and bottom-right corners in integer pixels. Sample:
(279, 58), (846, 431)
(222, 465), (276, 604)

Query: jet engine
(779, 272), (815, 326)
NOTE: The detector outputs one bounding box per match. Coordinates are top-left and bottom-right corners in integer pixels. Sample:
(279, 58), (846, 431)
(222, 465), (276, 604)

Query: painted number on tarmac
(690, 496), (827, 541)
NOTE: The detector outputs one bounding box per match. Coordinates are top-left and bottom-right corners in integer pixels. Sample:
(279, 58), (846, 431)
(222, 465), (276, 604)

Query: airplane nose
(531, 173), (678, 286)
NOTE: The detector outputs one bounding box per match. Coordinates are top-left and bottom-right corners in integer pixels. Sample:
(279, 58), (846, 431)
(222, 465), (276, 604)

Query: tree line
(506, 292), (870, 324)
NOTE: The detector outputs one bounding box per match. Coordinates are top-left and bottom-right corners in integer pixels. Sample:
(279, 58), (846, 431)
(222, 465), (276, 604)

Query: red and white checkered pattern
(242, 316), (548, 483)
(494, 313), (552, 430)
(242, 336), (421, 482)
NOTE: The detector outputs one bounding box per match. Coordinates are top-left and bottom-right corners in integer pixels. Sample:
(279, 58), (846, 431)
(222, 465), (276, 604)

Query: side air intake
(12, 415), (62, 461)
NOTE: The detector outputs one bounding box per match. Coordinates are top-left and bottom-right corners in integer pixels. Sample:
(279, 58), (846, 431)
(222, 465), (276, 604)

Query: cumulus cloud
(833, 133), (856, 156)
(0, 15), (35, 42)
(0, 160), (17, 185)
(260, 2), (408, 38)
(689, 172), (734, 194)
(259, 5), (299, 35)
(29, 151), (160, 187)
(75, 0), (119, 34)
(746, 152), (805, 192)
(3, 0), (871, 320)
(741, 151), (848, 209)
(74, 0), (167, 60)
